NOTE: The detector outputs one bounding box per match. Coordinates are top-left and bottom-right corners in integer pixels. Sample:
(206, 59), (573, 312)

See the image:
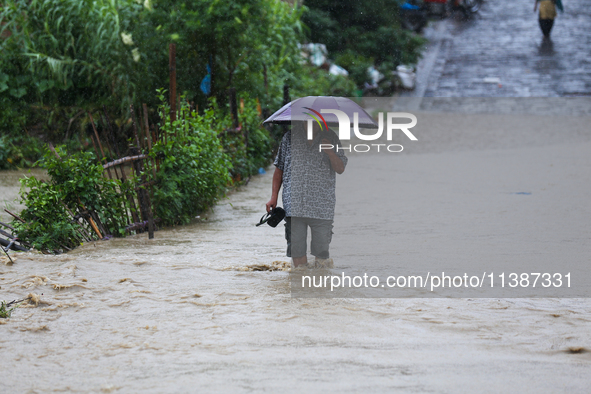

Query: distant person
(266, 121), (347, 269)
(534, 0), (563, 38)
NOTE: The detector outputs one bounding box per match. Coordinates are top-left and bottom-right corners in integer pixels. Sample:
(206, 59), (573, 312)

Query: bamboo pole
(89, 209), (107, 238)
(130, 146), (155, 239)
(0, 220), (16, 231)
(142, 103), (157, 180)
(86, 211), (102, 239)
(129, 105), (142, 149)
(62, 204), (93, 242)
(88, 112), (113, 179)
(99, 112), (122, 181)
(48, 142), (61, 160)
(103, 155), (148, 169)
(169, 43), (177, 126)
(4, 209), (25, 223)
(142, 104), (152, 151)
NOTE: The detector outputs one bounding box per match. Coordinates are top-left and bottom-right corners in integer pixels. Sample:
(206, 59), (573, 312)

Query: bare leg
(293, 256), (308, 267)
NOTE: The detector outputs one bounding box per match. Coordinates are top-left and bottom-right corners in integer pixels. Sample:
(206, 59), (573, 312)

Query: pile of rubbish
(299, 43), (417, 95)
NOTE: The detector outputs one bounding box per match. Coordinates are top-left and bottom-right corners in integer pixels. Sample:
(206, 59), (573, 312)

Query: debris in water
(228, 261), (291, 272)
(53, 284), (73, 290)
(20, 324), (50, 332)
(565, 347), (588, 354)
(21, 275), (49, 289)
(27, 293), (41, 306)
(100, 384), (119, 393)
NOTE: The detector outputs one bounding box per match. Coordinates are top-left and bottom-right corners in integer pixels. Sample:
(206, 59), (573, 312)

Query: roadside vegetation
(0, 0), (425, 251)
(1, 0), (424, 166)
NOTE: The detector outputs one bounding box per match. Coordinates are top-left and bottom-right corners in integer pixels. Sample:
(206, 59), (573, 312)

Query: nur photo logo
(304, 109), (418, 153)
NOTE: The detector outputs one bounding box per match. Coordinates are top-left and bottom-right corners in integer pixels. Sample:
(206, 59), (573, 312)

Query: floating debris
(565, 347), (588, 354)
(230, 261), (291, 272)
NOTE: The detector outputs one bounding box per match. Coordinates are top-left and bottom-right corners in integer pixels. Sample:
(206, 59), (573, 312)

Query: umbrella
(263, 96), (378, 129)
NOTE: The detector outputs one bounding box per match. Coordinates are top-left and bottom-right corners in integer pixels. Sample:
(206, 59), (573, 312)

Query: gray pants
(285, 217), (333, 259)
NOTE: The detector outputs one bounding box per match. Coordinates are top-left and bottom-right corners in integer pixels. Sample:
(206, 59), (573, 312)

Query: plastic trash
(299, 43), (328, 67)
(258, 167), (266, 174)
(396, 65), (416, 90)
(329, 64), (349, 76)
(367, 66), (384, 86)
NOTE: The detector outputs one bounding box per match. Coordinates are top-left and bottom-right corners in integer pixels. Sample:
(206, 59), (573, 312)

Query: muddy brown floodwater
(1, 107), (591, 392)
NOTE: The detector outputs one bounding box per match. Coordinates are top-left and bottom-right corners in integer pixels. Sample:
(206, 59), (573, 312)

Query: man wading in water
(266, 121), (347, 269)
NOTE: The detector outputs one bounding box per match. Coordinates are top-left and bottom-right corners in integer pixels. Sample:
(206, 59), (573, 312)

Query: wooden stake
(99, 112), (122, 181)
(130, 148), (155, 239)
(88, 112), (113, 179)
(48, 142), (61, 160)
(62, 203), (93, 242)
(143, 103), (157, 179)
(169, 43), (177, 125)
(4, 209), (25, 223)
(130, 105), (141, 150)
(78, 200), (102, 239)
(142, 104), (152, 151)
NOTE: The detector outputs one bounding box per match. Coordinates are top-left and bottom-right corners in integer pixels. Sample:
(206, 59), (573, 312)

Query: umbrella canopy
(263, 96), (378, 129)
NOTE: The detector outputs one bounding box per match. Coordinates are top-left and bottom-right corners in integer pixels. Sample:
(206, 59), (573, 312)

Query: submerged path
(1, 107), (591, 391)
(414, 0), (591, 97)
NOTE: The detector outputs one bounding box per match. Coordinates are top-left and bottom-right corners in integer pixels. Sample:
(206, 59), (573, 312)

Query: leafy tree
(134, 0), (307, 113)
(0, 0), (314, 156)
(0, 0), (358, 170)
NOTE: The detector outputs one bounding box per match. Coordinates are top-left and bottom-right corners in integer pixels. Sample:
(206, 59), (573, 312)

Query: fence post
(169, 43), (177, 125)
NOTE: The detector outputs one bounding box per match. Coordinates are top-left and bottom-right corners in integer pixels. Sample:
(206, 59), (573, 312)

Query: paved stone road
(421, 0), (591, 97)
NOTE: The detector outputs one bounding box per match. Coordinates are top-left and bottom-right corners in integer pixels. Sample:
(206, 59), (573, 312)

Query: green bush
(0, 133), (46, 169)
(210, 96), (275, 180)
(13, 146), (130, 252)
(149, 93), (232, 225)
(9, 89), (276, 251)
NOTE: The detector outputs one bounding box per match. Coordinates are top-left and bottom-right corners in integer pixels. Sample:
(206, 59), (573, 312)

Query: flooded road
(419, 0), (591, 97)
(2, 103), (591, 392)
